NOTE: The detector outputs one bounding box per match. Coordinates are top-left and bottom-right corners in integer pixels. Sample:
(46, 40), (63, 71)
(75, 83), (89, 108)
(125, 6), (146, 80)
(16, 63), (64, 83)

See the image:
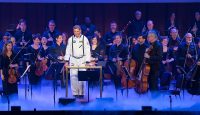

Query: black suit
(146, 41), (163, 91)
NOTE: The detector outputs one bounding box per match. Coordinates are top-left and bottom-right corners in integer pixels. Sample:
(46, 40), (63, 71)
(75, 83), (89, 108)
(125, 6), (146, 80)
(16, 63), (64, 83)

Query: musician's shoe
(73, 95), (79, 98)
(78, 95), (84, 99)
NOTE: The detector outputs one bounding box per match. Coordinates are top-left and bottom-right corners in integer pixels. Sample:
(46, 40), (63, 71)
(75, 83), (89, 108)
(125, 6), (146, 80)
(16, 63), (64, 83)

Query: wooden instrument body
(8, 68), (18, 84)
(135, 62), (150, 94)
(35, 58), (48, 76)
(134, 46), (153, 94)
(118, 59), (136, 88)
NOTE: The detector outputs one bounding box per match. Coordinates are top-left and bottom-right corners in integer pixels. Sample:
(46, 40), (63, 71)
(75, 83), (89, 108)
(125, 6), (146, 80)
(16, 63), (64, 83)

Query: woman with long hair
(0, 41), (19, 95)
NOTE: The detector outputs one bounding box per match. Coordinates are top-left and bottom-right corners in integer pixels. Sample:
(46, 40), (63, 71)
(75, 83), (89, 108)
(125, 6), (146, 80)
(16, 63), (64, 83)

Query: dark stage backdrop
(0, 3), (200, 37)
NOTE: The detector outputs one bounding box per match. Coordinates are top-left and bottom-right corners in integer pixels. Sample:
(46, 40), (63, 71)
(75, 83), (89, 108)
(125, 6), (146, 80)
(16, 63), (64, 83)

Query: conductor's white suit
(64, 35), (91, 96)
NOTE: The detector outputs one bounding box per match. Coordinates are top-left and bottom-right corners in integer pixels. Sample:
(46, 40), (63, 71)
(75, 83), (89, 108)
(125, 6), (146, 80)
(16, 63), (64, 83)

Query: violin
(8, 57), (19, 84)
(35, 58), (48, 76)
(35, 47), (47, 76)
(8, 67), (18, 84)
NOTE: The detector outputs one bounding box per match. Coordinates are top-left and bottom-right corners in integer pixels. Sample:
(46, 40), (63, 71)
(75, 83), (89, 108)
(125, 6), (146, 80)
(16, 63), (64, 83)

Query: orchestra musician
(0, 41), (19, 95)
(131, 34), (149, 76)
(127, 10), (145, 38)
(103, 21), (120, 57)
(26, 34), (43, 85)
(42, 20), (61, 46)
(62, 32), (69, 45)
(168, 27), (181, 54)
(49, 34), (66, 84)
(159, 37), (175, 89)
(160, 37), (175, 74)
(177, 33), (197, 73)
(190, 11), (200, 39)
(107, 34), (128, 89)
(0, 32), (11, 53)
(64, 25), (91, 98)
(14, 19), (32, 47)
(144, 31), (163, 93)
(81, 17), (96, 40)
(90, 35), (105, 61)
(143, 20), (160, 40)
(165, 13), (179, 36)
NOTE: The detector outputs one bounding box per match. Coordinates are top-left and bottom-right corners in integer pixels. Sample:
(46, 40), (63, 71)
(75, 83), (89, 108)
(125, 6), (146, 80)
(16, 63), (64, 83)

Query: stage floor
(0, 77), (200, 111)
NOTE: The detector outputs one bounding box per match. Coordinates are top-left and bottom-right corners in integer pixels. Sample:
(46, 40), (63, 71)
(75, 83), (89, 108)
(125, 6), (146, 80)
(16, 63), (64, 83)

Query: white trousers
(69, 57), (86, 96)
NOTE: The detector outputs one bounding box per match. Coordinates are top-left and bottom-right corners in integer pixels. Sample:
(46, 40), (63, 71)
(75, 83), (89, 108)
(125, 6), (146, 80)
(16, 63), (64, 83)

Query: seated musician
(177, 33), (197, 73)
(0, 41), (19, 95)
(168, 27), (181, 52)
(144, 31), (163, 93)
(160, 37), (175, 74)
(159, 37), (175, 89)
(131, 34), (149, 77)
(107, 34), (128, 89)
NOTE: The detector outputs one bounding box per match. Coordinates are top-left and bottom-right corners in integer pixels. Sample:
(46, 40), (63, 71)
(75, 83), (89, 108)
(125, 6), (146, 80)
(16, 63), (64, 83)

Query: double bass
(135, 45), (153, 94)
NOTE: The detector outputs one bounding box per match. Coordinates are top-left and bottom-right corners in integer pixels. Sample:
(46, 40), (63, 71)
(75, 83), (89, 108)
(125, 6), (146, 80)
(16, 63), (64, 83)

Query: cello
(135, 45), (153, 94)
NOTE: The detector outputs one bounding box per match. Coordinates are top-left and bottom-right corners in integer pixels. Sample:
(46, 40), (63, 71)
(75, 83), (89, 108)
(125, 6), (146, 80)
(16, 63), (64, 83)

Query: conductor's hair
(73, 25), (81, 30)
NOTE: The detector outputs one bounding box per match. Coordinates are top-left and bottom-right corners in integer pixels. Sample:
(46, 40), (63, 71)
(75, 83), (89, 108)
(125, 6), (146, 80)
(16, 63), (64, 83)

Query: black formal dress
(26, 45), (41, 85)
(0, 53), (18, 95)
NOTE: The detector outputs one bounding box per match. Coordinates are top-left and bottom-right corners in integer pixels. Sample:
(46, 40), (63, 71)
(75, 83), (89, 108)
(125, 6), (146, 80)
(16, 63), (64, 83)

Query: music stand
(78, 70), (100, 102)
(46, 54), (61, 106)
(122, 66), (132, 98)
(176, 66), (187, 99)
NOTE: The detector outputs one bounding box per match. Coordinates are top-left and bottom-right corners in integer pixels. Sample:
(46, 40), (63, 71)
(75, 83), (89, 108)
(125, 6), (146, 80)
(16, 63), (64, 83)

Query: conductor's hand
(64, 62), (69, 67)
(58, 56), (64, 60)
